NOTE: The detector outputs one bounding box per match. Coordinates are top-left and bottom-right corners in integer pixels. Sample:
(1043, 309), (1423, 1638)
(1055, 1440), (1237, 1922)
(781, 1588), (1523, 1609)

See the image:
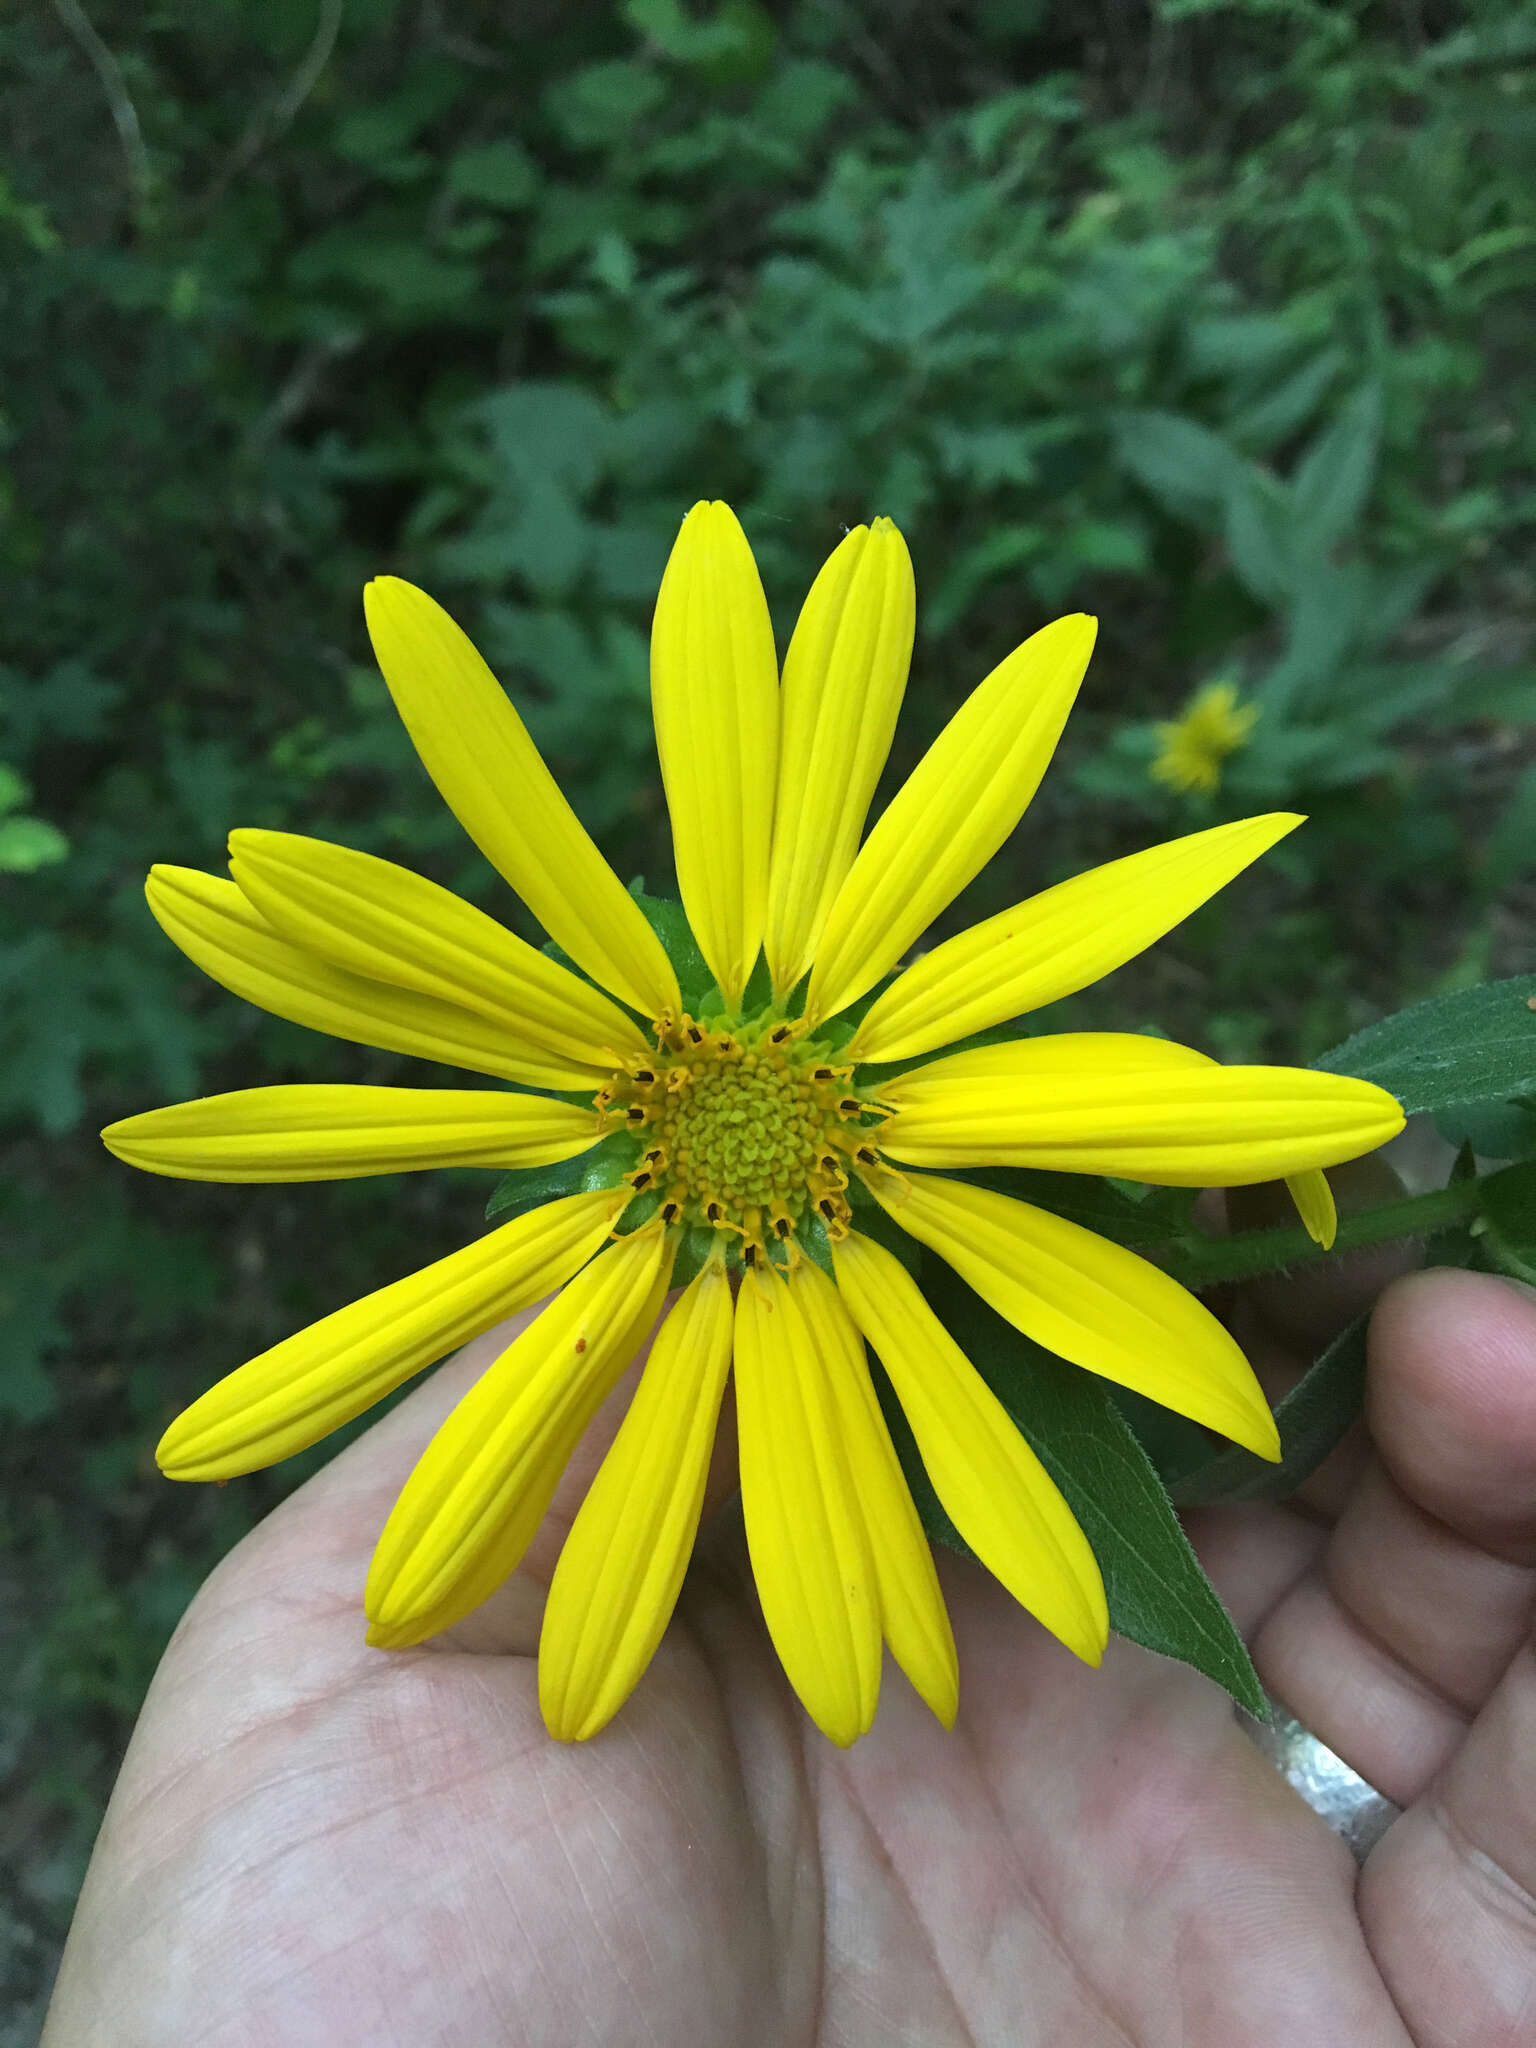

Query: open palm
(44, 1265), (1536, 2047)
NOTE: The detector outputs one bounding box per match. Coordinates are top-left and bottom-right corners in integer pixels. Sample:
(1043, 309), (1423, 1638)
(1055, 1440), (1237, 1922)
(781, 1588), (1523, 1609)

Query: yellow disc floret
(597, 1011), (885, 1262)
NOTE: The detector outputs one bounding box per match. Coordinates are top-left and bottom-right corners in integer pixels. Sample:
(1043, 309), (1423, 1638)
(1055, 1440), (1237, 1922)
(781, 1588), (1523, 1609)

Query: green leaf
(1231, 346), (1345, 451)
(663, 1223), (720, 1289)
(1483, 759), (1536, 891)
(1479, 1159), (1536, 1284)
(447, 140), (539, 211)
(630, 885), (715, 1009)
(1314, 974), (1536, 1114)
(1222, 464), (1298, 607)
(1429, 667), (1536, 726)
(0, 814), (68, 871)
(1114, 409), (1238, 520)
(915, 1277), (1265, 1713)
(485, 1129), (638, 1224)
(1170, 1315), (1368, 1507)
(1291, 382), (1383, 553)
(1435, 1096), (1536, 1161)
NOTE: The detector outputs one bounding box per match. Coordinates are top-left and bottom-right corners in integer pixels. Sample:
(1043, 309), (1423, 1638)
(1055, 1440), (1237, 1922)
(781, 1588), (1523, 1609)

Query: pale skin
(42, 1249), (1536, 2046)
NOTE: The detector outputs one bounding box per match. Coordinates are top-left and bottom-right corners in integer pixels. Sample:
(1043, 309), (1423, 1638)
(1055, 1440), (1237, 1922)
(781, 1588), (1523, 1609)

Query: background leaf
(1291, 382), (1384, 553)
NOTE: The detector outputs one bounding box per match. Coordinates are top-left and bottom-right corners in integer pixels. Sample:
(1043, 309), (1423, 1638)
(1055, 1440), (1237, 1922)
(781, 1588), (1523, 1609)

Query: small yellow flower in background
(1151, 678), (1259, 795)
(102, 504), (1402, 1747)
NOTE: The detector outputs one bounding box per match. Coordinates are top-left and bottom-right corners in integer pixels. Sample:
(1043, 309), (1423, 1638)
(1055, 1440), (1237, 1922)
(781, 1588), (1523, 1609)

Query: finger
(1210, 1158), (1423, 1522)
(1359, 1640), (1536, 2046)
(1251, 1270), (1536, 1806)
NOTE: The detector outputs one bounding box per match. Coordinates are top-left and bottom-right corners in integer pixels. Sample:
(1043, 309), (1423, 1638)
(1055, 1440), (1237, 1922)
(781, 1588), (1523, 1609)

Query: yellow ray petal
(650, 501), (779, 1007)
(788, 1259), (958, 1727)
(364, 577), (678, 1019)
(157, 1187), (627, 1480)
(146, 866), (593, 1090)
(103, 1084), (597, 1183)
(365, 1224), (673, 1650)
(734, 1264), (881, 1747)
(805, 613), (1097, 1027)
(540, 1263), (734, 1741)
(848, 813), (1302, 1064)
(228, 830), (645, 1071)
(1286, 1169), (1337, 1249)
(879, 1041), (1404, 1185)
(869, 1170), (1279, 1460)
(764, 519), (914, 997)
(832, 1232), (1106, 1665)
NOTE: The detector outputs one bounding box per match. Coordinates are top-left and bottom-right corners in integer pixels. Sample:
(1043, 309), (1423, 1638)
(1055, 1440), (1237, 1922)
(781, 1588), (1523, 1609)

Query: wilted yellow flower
(103, 505), (1399, 1745)
(1151, 679), (1259, 795)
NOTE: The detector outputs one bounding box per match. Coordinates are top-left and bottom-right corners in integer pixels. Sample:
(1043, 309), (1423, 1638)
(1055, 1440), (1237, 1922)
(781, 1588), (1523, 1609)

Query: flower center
(598, 1012), (884, 1260)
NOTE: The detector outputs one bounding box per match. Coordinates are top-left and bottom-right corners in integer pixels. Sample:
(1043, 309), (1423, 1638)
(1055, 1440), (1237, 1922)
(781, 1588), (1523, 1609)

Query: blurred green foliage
(3, 0), (1535, 2011)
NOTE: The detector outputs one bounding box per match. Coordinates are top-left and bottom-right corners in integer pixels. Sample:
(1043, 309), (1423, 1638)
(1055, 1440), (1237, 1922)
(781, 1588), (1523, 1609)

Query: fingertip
(1367, 1268), (1536, 1561)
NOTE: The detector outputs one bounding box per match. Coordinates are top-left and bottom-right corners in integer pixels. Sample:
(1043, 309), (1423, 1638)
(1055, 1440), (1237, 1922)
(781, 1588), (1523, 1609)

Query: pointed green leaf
(1291, 382), (1383, 552)
(485, 1129), (639, 1224)
(628, 883), (715, 1010)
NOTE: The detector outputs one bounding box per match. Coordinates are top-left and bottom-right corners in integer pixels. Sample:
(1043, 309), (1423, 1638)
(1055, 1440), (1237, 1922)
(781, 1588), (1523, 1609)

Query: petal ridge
(651, 502), (779, 1006)
(765, 519), (914, 996)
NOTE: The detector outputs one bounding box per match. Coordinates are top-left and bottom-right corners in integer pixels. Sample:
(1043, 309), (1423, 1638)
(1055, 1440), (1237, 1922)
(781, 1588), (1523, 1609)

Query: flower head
(103, 505), (1402, 1746)
(1151, 679), (1259, 795)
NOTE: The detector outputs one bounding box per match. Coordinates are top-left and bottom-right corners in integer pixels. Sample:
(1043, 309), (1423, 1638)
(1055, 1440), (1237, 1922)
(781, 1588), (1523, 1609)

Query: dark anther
(774, 1216), (791, 1239)
(770, 1024), (793, 1043)
(631, 1171), (653, 1192)
(855, 1145), (880, 1167)
(633, 1068), (656, 1087)
(626, 1105), (648, 1124)
(687, 1024), (704, 1044)
(813, 1066), (834, 1082)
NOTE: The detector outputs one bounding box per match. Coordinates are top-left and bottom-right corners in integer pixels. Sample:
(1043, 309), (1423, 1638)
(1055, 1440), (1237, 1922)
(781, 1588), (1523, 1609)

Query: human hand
(42, 1259), (1536, 2046)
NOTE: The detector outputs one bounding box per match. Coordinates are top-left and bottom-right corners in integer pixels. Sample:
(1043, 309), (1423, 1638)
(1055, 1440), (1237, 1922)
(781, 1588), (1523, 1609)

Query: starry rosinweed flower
(102, 505), (1403, 1746)
(1151, 679), (1259, 796)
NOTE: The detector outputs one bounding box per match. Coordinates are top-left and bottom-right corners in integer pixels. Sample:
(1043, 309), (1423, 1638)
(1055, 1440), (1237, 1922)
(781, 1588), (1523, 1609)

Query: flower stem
(1168, 1179), (1483, 1288)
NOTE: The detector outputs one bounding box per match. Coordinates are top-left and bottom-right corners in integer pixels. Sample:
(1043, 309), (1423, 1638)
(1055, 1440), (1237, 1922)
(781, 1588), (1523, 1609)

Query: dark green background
(4, 2), (1534, 2025)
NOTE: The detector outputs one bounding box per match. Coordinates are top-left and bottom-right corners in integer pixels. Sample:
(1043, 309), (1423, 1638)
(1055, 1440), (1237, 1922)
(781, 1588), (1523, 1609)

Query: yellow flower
(103, 505), (1402, 1746)
(1151, 679), (1259, 795)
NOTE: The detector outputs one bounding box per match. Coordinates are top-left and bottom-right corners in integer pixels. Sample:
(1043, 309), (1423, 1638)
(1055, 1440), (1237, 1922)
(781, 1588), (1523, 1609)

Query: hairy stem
(1168, 1178), (1483, 1288)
